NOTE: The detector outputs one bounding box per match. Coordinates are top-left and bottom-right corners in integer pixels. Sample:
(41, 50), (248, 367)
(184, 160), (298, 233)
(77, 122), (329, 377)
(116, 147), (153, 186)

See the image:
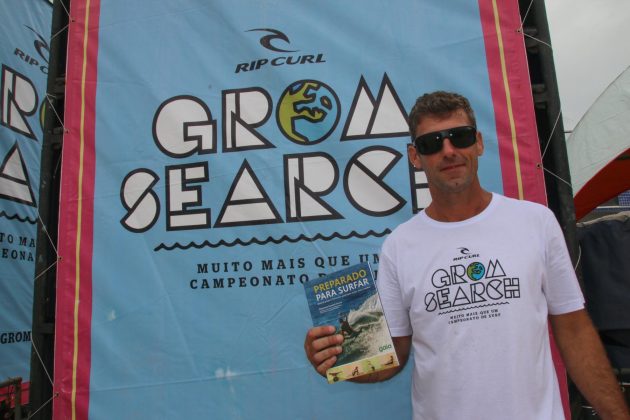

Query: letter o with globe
(276, 80), (341, 145)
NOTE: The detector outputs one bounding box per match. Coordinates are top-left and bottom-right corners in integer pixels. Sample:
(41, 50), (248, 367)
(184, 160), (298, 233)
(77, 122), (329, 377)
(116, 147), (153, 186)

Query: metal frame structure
(29, 1), (69, 418)
(518, 0), (578, 262)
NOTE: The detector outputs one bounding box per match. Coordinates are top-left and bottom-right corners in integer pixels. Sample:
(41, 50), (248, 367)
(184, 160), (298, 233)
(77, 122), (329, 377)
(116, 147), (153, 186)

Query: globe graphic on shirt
(276, 80), (340, 145)
(466, 262), (486, 281)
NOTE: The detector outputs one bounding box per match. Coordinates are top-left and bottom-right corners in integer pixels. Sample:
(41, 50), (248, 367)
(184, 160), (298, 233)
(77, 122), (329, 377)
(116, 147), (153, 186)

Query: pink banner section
(53, 0), (100, 419)
(479, 0), (546, 204)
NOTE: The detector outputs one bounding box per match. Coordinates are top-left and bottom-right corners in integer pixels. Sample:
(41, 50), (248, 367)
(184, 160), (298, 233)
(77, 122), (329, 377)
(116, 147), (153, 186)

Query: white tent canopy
(567, 65), (630, 218)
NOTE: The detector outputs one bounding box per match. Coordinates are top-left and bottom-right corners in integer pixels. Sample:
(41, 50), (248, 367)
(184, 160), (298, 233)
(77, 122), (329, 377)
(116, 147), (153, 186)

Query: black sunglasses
(414, 126), (477, 155)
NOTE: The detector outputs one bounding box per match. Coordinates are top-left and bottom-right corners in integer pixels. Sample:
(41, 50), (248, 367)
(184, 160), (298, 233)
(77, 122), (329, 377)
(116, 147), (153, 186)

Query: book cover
(304, 262), (399, 383)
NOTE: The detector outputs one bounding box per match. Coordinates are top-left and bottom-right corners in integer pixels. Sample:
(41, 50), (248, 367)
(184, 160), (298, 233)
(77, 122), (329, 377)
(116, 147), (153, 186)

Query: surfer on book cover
(335, 292), (391, 366)
(339, 313), (359, 337)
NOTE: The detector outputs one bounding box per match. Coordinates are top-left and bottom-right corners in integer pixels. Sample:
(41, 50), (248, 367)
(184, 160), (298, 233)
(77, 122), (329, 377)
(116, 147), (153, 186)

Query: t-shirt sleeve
(377, 244), (412, 337)
(541, 209), (585, 315)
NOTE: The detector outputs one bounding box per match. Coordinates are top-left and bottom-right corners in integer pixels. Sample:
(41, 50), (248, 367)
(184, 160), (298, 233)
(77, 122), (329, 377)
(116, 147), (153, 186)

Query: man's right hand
(304, 325), (344, 377)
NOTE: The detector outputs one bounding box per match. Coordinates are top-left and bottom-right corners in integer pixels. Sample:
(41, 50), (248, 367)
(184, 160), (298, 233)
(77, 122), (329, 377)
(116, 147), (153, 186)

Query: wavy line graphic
(154, 229), (391, 251)
(438, 301), (509, 315)
(0, 211), (37, 224)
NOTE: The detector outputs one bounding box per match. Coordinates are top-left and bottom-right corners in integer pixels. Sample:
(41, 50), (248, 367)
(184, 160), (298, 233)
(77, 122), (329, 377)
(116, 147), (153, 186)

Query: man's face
(407, 110), (484, 195)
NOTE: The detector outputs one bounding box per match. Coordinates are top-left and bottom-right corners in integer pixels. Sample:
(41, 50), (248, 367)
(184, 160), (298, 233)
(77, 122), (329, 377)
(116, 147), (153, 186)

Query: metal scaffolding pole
(29, 0), (69, 418)
(518, 0), (579, 264)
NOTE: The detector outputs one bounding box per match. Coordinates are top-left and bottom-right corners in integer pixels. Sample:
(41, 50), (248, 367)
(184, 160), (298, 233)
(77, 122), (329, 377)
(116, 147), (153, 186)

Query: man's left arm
(550, 309), (630, 420)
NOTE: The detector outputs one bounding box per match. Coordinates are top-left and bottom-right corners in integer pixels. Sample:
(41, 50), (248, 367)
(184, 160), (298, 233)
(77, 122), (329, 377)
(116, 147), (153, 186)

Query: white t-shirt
(378, 193), (584, 420)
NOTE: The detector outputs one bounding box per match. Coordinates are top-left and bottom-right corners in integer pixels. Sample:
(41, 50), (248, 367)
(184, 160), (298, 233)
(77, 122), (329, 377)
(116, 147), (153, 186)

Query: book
(303, 262), (399, 383)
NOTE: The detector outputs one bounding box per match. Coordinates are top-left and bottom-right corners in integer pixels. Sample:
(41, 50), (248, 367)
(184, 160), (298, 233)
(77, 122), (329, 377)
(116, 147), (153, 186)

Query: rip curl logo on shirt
(453, 247), (479, 261)
(424, 259), (521, 319)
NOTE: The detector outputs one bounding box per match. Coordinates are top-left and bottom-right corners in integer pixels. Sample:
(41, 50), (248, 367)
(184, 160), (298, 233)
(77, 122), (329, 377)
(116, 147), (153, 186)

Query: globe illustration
(276, 80), (340, 145)
(466, 262), (485, 281)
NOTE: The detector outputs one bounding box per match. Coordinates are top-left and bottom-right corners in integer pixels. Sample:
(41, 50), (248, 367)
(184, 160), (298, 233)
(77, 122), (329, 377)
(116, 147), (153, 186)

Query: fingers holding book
(304, 325), (344, 377)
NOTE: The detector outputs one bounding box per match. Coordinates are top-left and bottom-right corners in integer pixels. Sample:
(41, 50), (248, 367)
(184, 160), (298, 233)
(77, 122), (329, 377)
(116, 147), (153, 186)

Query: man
(304, 91), (630, 419)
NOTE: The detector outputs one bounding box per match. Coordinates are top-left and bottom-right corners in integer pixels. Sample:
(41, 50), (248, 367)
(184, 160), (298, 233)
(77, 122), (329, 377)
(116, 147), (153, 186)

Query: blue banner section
(88, 0), (506, 418)
(0, 0), (51, 385)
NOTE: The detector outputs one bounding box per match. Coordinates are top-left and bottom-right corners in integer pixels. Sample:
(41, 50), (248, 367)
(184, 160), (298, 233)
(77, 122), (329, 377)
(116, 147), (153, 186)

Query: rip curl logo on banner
(16, 25), (49, 75)
(247, 28), (298, 53)
(236, 27), (325, 73)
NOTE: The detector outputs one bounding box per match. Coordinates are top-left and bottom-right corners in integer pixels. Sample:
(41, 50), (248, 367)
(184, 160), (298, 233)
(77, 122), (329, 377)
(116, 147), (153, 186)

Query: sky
(546, 0), (630, 132)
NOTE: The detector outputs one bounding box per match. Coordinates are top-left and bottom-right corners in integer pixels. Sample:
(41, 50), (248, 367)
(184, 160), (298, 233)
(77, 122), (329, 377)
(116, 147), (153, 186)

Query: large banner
(54, 0), (546, 418)
(0, 0), (52, 403)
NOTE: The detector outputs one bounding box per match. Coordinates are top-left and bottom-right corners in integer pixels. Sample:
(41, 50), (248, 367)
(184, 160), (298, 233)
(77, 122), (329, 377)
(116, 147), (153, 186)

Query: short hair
(408, 91), (476, 140)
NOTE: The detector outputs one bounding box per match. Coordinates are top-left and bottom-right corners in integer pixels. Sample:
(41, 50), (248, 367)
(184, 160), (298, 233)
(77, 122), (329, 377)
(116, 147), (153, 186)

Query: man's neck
(425, 186), (493, 222)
